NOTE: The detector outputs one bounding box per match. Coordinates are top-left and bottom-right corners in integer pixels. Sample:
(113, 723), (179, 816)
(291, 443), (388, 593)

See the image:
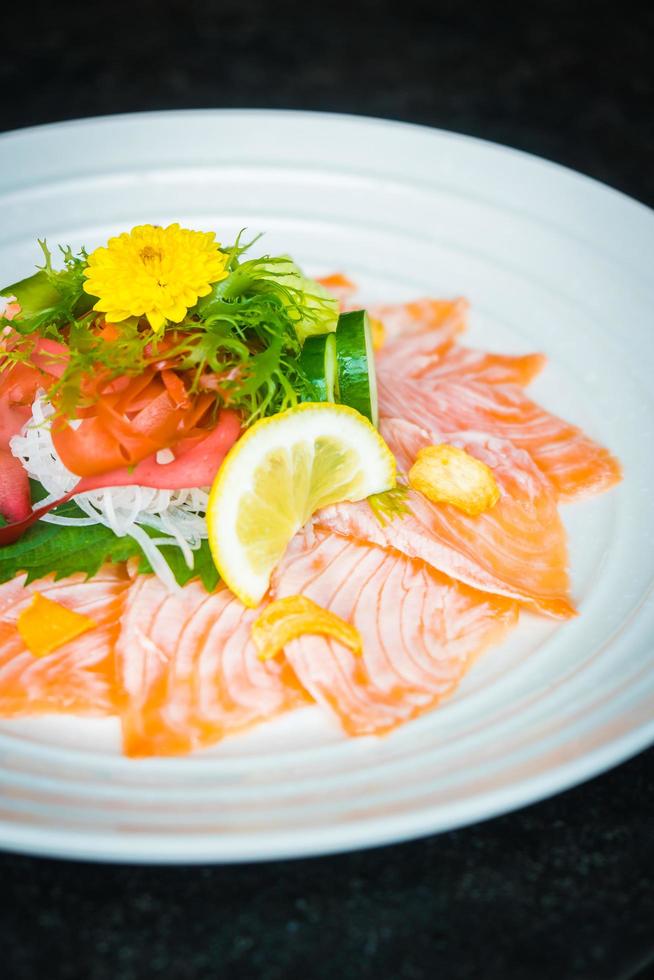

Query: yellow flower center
(140, 245), (163, 266)
(83, 223), (230, 331)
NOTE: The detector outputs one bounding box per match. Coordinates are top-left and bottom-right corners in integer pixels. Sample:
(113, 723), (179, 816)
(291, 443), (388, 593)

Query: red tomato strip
(52, 375), (219, 478)
(76, 409), (241, 492)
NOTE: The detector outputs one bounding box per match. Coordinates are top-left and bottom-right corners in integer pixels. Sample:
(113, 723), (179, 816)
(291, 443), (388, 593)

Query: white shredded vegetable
(10, 394), (211, 591)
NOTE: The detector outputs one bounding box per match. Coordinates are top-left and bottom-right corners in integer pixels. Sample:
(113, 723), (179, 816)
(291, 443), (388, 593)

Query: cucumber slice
(323, 333), (339, 402)
(335, 310), (378, 426)
(299, 332), (338, 402)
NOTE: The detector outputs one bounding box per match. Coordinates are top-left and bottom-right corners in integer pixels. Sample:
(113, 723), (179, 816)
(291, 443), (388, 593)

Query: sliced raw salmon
(367, 297), (468, 345)
(377, 374), (622, 500)
(0, 565), (130, 716)
(271, 527), (518, 736)
(376, 323), (461, 380)
(316, 285), (542, 385)
(378, 336), (544, 389)
(411, 346), (547, 386)
(318, 418), (575, 618)
(116, 576), (308, 757)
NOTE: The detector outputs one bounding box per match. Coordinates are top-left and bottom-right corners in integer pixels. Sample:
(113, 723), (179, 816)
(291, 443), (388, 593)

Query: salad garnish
(0, 225), (383, 590)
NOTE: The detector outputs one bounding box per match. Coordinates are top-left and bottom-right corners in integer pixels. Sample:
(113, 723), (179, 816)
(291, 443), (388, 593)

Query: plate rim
(1, 106), (653, 216)
(0, 721), (653, 864)
(0, 107), (653, 863)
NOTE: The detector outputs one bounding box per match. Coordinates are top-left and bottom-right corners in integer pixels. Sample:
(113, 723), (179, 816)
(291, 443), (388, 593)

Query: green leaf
(0, 269), (62, 319)
(0, 485), (220, 591)
(199, 255), (338, 342)
(0, 517), (140, 585)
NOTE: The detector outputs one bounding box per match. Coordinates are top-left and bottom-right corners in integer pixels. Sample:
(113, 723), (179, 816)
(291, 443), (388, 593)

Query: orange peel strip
(17, 593), (97, 658)
(252, 595), (362, 662)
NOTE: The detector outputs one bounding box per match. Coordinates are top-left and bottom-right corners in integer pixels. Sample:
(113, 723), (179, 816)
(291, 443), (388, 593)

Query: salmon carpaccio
(116, 576), (308, 757)
(318, 418), (575, 618)
(378, 374), (621, 500)
(364, 297), (468, 346)
(406, 342), (547, 387)
(0, 287), (622, 753)
(0, 565), (130, 716)
(271, 527), (518, 736)
(376, 315), (546, 388)
(366, 293), (620, 499)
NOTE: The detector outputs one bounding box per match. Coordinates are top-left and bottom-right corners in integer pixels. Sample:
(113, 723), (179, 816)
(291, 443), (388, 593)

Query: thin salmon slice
(377, 373), (622, 500)
(316, 281), (469, 350)
(366, 297), (468, 345)
(409, 345), (547, 386)
(271, 527), (518, 736)
(116, 576), (308, 757)
(318, 418), (574, 618)
(375, 324), (461, 380)
(318, 286), (543, 386)
(0, 565), (130, 716)
(368, 299), (545, 387)
(378, 334), (545, 388)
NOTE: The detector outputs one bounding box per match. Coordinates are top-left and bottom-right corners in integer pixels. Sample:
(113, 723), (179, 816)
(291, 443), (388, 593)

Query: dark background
(1, 1), (653, 978)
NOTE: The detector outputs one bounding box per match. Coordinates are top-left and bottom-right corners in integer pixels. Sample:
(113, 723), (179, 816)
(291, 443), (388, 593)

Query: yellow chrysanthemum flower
(83, 223), (230, 331)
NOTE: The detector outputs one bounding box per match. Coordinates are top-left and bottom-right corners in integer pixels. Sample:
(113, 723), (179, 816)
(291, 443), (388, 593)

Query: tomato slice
(52, 368), (227, 479)
(76, 409), (242, 492)
(1, 317), (241, 488)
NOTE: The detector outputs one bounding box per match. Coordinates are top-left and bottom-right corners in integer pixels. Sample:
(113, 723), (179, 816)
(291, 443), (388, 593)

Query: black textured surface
(1, 1), (654, 978)
(1, 752), (654, 980)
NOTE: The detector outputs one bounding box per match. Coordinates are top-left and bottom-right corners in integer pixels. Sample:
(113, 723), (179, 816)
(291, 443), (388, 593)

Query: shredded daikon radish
(10, 394), (211, 591)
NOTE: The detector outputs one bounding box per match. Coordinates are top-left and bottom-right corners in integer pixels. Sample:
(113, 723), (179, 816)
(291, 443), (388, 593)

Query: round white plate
(0, 110), (652, 863)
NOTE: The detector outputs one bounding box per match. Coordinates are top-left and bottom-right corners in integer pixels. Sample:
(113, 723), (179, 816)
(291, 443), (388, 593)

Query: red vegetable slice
(51, 374), (219, 478)
(161, 369), (191, 409)
(0, 449), (32, 524)
(76, 409), (242, 492)
(0, 492), (75, 546)
(30, 337), (69, 379)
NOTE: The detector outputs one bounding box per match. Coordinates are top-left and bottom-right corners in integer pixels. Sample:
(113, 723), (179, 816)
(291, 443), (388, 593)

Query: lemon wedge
(207, 403), (396, 606)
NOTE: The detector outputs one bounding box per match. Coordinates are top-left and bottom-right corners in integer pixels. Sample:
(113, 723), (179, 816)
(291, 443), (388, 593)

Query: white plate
(0, 110), (653, 863)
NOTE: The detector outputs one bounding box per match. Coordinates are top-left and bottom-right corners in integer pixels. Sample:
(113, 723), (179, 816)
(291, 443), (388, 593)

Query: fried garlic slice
(409, 444), (500, 516)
